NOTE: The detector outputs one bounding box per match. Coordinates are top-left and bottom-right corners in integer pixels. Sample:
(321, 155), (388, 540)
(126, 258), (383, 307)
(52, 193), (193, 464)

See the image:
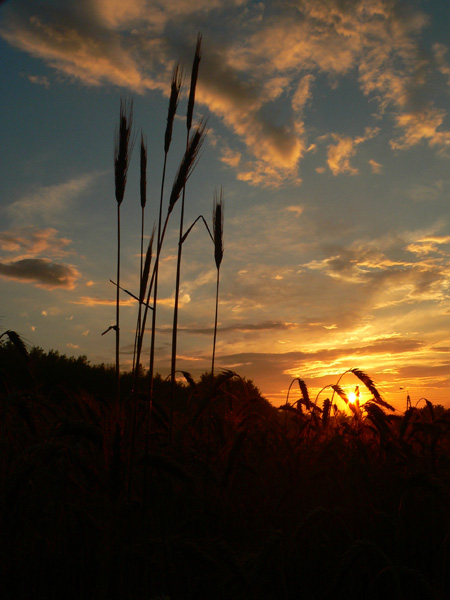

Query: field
(1, 340), (450, 599)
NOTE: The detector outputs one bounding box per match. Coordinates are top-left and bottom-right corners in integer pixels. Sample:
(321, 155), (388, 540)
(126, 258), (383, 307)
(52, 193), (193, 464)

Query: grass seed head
(298, 378), (312, 409)
(331, 384), (349, 404)
(140, 132), (147, 209)
(187, 33), (202, 132)
(165, 62), (183, 154)
(114, 98), (134, 206)
(168, 119), (207, 214)
(139, 230), (154, 304)
(213, 188), (224, 269)
(351, 368), (394, 411)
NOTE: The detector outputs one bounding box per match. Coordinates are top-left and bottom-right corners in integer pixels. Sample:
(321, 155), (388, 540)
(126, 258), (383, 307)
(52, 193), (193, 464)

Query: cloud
(168, 320), (297, 335)
(0, 227), (72, 258)
(0, 258), (80, 289)
(407, 236), (450, 256)
(390, 107), (450, 151)
(26, 74), (50, 88)
(433, 43), (450, 86)
(292, 74), (315, 113)
(302, 233), (450, 308)
(326, 128), (379, 175)
(1, 7), (154, 92)
(327, 136), (359, 176)
(1, 0), (449, 186)
(214, 334), (426, 403)
(72, 295), (136, 307)
(285, 205), (304, 217)
(220, 146), (241, 168)
(369, 159), (382, 173)
(7, 172), (103, 226)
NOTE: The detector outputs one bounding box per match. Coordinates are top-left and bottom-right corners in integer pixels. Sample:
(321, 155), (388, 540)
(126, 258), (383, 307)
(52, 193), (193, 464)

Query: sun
(348, 391), (357, 404)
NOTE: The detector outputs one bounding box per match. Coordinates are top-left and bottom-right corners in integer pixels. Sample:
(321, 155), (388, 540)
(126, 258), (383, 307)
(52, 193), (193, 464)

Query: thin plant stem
(169, 172), (187, 441)
(211, 273), (220, 377)
(116, 203), (120, 405)
(169, 34), (202, 442)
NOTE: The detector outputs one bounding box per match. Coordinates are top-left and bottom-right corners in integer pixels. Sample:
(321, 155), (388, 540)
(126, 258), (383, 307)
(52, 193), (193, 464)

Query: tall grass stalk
(114, 98), (133, 405)
(170, 34), (202, 441)
(147, 63), (182, 406)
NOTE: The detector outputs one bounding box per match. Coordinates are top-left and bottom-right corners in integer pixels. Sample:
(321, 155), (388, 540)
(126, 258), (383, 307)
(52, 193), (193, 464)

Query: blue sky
(1, 0), (450, 409)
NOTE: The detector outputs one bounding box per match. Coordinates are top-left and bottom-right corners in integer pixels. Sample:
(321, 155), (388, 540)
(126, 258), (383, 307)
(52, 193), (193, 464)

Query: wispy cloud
(7, 172), (104, 226)
(434, 43), (450, 86)
(166, 320), (297, 336)
(26, 73), (50, 88)
(303, 232), (450, 308)
(0, 227), (72, 259)
(369, 159), (382, 174)
(326, 128), (379, 175)
(391, 107), (450, 152)
(72, 295), (136, 307)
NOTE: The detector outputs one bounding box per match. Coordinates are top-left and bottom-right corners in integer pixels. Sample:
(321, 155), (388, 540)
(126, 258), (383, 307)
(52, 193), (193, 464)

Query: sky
(1, 0), (450, 410)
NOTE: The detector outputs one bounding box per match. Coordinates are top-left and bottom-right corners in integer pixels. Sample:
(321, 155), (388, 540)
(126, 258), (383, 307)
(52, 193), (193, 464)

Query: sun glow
(348, 391), (357, 404)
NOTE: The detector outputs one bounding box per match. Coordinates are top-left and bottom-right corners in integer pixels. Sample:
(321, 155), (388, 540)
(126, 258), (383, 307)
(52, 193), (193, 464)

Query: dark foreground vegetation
(2, 339), (450, 599)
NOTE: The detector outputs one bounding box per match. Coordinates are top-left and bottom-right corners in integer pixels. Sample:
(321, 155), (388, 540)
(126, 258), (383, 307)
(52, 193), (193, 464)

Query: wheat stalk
(113, 98), (133, 404)
(147, 62), (183, 408)
(169, 33), (202, 444)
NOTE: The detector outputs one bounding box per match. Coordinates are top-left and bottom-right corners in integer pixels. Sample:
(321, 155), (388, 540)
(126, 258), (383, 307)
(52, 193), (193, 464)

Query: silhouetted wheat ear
(187, 33), (202, 132)
(213, 189), (224, 269)
(140, 132), (147, 208)
(350, 368), (395, 411)
(168, 120), (207, 214)
(114, 98), (134, 205)
(298, 378), (312, 409)
(0, 330), (28, 359)
(322, 397), (332, 427)
(165, 63), (183, 154)
(331, 384), (349, 404)
(139, 231), (154, 305)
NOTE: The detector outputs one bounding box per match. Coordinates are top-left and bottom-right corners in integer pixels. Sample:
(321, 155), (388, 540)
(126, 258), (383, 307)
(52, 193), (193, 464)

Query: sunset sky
(1, 0), (450, 409)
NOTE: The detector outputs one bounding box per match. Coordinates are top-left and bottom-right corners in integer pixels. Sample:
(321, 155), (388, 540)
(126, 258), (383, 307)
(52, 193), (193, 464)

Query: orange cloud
(73, 296), (136, 307)
(326, 128), (379, 175)
(391, 107), (450, 151)
(0, 227), (72, 258)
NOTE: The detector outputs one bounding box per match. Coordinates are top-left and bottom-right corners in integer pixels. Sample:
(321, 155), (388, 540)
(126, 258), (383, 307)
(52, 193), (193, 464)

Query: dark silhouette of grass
(1, 338), (450, 600)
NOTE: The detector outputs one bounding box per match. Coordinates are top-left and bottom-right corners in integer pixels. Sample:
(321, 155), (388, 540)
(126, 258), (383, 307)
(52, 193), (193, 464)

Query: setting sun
(348, 391), (357, 404)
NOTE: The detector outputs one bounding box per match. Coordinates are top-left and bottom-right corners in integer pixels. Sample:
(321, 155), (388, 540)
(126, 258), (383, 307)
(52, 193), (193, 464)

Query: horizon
(1, 0), (450, 410)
